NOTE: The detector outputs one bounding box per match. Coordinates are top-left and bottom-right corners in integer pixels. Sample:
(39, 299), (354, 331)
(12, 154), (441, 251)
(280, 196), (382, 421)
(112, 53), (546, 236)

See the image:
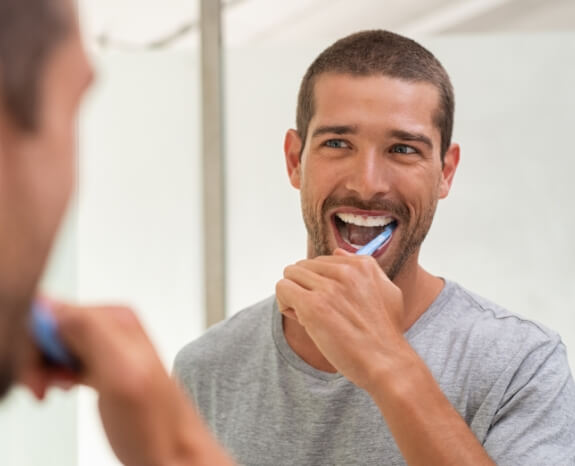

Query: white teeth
(336, 212), (394, 227)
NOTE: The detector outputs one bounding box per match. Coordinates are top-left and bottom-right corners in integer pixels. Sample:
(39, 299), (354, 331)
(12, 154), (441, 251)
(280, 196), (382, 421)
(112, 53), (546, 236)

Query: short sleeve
(483, 338), (575, 465)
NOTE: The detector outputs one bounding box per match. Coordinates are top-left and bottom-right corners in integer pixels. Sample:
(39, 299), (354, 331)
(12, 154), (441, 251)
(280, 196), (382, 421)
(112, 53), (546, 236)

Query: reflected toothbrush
(30, 300), (80, 371)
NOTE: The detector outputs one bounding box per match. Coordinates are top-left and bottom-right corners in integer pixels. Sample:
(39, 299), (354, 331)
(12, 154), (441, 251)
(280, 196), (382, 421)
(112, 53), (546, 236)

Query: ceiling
(78, 0), (575, 50)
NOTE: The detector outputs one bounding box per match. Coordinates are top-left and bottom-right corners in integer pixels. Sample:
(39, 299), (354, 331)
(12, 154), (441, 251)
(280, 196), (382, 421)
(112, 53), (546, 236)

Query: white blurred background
(0, 0), (573, 464)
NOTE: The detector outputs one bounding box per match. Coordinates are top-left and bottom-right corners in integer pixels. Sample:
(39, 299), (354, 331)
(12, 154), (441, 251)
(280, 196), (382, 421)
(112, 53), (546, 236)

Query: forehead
(311, 73), (441, 140)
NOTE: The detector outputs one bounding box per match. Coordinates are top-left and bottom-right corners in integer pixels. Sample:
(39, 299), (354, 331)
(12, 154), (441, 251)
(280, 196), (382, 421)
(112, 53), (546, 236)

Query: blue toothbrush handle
(356, 223), (396, 256)
(30, 301), (80, 371)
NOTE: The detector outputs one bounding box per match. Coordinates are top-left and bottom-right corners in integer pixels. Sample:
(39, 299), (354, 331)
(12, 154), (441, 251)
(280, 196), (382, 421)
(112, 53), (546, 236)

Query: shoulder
(442, 280), (560, 350)
(173, 295), (276, 381)
(422, 280), (568, 386)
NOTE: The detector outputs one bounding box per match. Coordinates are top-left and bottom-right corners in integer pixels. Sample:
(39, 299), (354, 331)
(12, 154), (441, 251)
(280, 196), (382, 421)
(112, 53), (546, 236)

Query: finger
(276, 278), (310, 320)
(19, 362), (79, 400)
(333, 248), (354, 257)
(314, 254), (388, 282)
(48, 303), (147, 388)
(279, 307), (299, 323)
(52, 303), (142, 352)
(293, 256), (367, 283)
(283, 263), (327, 291)
(19, 368), (49, 400)
(314, 253), (375, 265)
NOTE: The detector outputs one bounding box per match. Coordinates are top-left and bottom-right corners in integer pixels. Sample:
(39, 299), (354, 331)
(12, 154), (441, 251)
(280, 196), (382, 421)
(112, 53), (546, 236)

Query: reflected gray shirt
(174, 280), (575, 465)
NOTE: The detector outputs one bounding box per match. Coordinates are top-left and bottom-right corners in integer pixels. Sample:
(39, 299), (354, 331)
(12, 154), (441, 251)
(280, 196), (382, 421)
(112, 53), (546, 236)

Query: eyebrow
(389, 129), (433, 150)
(311, 125), (434, 150)
(311, 125), (358, 138)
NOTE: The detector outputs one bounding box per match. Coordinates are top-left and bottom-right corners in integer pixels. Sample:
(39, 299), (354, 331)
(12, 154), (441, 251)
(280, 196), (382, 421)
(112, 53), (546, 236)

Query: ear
(439, 143), (460, 199)
(284, 129), (303, 190)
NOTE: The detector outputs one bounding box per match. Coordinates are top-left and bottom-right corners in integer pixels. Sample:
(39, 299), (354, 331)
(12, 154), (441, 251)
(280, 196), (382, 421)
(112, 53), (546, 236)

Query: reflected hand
(20, 301), (234, 466)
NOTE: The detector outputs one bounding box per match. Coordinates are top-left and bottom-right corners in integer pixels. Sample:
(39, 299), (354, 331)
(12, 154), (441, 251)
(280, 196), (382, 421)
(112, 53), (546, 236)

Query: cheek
(394, 171), (440, 212)
(36, 123), (77, 224)
(48, 138), (76, 208)
(299, 160), (326, 205)
(303, 157), (350, 199)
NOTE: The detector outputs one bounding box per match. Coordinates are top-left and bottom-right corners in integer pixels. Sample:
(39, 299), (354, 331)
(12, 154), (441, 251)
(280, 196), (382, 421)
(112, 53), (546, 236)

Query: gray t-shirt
(174, 280), (575, 465)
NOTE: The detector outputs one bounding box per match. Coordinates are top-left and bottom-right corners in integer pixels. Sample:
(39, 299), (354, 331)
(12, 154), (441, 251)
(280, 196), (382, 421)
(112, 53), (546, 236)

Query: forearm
(367, 342), (494, 466)
(114, 378), (236, 466)
(167, 388), (236, 466)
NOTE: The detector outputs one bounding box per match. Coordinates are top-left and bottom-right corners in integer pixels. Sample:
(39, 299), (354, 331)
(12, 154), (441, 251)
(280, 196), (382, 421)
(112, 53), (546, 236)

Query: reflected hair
(0, 0), (70, 131)
(296, 30), (455, 159)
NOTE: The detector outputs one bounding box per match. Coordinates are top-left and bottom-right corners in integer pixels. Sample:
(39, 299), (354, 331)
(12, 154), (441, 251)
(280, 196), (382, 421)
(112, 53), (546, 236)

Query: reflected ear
(439, 143), (460, 199)
(284, 129), (302, 189)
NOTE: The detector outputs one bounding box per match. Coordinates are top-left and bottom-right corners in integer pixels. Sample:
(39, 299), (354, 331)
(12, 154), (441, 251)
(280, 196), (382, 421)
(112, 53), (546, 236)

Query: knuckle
(332, 263), (352, 282)
(323, 280), (339, 297)
(107, 305), (141, 329)
(275, 280), (284, 296)
(311, 293), (331, 315)
(57, 307), (91, 335)
(276, 277), (288, 290)
(283, 264), (296, 278)
(358, 255), (373, 267)
(308, 293), (323, 310)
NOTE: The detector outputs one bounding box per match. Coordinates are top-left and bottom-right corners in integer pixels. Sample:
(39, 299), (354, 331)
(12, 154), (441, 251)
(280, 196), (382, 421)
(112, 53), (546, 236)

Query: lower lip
(331, 219), (395, 257)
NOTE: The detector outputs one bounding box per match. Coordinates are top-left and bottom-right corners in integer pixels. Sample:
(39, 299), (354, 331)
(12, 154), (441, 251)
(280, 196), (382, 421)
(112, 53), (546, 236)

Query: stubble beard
(301, 194), (438, 281)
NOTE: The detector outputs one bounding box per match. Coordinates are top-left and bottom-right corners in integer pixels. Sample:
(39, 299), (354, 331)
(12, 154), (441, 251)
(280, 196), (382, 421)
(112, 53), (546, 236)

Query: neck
(392, 257), (444, 331)
(282, 253), (444, 374)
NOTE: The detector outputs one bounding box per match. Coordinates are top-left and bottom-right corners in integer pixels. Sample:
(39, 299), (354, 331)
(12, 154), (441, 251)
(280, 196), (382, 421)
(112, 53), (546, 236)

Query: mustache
(322, 196), (409, 220)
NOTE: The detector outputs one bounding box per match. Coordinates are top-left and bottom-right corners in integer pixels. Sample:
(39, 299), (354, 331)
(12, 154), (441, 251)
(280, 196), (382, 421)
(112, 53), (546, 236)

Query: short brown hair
(0, 0), (70, 131)
(296, 30), (454, 159)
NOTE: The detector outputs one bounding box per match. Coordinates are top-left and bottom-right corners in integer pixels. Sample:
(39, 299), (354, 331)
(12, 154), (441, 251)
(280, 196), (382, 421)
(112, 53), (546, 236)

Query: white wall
(75, 52), (204, 465)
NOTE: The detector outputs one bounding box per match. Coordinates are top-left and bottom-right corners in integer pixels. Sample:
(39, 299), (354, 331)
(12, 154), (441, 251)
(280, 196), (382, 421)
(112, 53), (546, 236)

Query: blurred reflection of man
(0, 1), (233, 464)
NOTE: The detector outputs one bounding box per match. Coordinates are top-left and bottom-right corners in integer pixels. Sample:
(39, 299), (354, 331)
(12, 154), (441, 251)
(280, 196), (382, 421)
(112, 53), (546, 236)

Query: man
(0, 1), (233, 464)
(175, 30), (575, 465)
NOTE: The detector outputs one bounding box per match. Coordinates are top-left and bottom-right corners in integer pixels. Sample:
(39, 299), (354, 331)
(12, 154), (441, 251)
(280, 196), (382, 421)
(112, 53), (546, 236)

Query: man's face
(285, 73), (458, 280)
(0, 16), (93, 397)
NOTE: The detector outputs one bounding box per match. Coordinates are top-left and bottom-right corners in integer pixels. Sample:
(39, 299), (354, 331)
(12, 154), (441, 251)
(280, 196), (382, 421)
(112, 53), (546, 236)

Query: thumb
(333, 248), (353, 257)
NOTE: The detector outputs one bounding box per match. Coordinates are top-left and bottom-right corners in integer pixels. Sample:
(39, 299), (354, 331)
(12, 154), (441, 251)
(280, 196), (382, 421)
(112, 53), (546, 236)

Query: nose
(343, 147), (391, 201)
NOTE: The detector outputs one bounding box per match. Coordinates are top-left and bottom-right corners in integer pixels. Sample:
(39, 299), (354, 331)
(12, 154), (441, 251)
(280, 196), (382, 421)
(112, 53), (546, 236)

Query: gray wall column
(200, 0), (226, 327)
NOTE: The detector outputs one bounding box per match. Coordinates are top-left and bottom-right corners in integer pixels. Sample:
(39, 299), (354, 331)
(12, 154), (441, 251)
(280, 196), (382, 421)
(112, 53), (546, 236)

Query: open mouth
(332, 212), (397, 253)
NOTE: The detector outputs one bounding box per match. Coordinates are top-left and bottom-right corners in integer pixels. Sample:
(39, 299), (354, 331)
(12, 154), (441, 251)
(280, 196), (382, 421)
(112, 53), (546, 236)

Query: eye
(324, 139), (350, 149)
(391, 144), (417, 154)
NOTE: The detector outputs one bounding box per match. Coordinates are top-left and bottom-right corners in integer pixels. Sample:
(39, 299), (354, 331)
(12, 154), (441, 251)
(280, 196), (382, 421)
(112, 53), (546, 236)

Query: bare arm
(365, 339), (494, 465)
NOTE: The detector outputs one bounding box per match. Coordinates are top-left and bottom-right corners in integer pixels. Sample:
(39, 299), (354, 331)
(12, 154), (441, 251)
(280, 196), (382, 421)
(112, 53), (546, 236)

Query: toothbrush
(30, 300), (80, 371)
(355, 222), (397, 256)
